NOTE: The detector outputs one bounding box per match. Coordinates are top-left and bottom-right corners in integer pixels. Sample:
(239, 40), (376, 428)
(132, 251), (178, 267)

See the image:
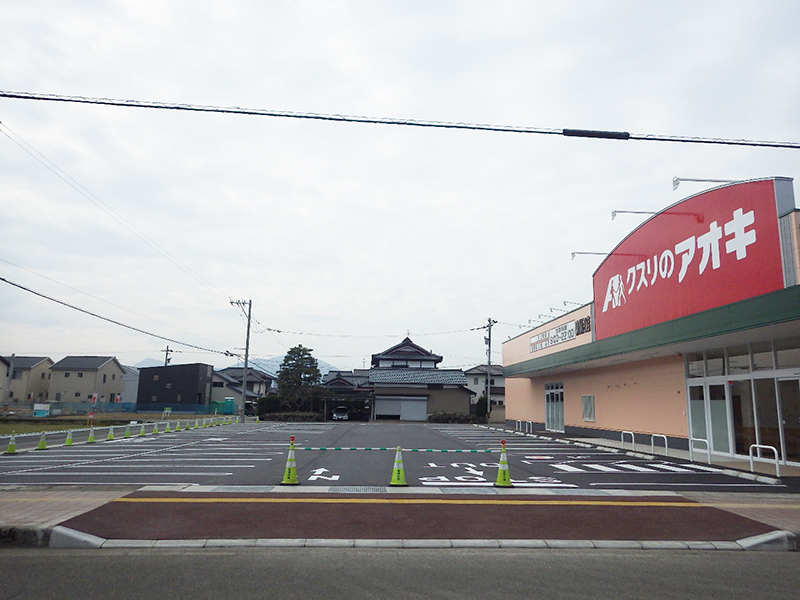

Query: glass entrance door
(778, 379), (800, 463)
(545, 382), (564, 433)
(708, 384), (731, 454)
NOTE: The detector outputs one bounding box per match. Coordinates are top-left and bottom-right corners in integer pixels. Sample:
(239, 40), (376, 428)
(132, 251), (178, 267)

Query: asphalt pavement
(1, 420), (799, 550)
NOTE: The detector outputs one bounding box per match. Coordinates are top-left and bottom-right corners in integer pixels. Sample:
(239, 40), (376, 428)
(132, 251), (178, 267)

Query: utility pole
(484, 318), (497, 417)
(162, 346), (173, 366)
(231, 299), (252, 420)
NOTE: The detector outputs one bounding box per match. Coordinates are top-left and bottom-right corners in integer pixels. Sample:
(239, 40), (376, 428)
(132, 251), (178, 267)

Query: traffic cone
(389, 446), (407, 487)
(5, 433), (16, 455)
(36, 432), (47, 450)
(281, 437), (299, 485)
(494, 440), (513, 488)
(164, 421), (172, 433)
(193, 418), (199, 429)
(152, 422), (160, 434)
(124, 425), (131, 439)
(87, 427), (96, 443)
(138, 423), (146, 437)
(175, 420), (182, 432)
(65, 430), (73, 446)
(106, 426), (115, 441)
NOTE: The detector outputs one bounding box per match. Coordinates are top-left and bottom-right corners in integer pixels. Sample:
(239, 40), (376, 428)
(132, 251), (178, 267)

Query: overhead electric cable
(0, 257), (230, 349)
(0, 275), (236, 357)
(0, 121), (231, 302)
(1, 91), (799, 149)
(258, 324), (489, 337)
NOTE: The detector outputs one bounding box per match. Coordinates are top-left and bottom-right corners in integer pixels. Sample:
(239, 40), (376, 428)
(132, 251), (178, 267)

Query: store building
(503, 177), (800, 466)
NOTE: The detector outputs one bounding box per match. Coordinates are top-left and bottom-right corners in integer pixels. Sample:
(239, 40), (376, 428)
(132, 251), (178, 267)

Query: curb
(37, 526), (797, 551)
(480, 426), (784, 485)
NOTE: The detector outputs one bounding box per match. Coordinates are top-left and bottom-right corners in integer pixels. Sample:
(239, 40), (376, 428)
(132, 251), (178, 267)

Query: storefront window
(687, 353), (704, 378)
(726, 346), (750, 374)
(752, 341), (774, 371)
(776, 336), (800, 370)
(706, 349), (725, 377)
(731, 380), (755, 455)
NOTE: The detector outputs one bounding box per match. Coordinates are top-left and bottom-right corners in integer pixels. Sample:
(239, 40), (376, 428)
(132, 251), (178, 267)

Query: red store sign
(592, 178), (792, 340)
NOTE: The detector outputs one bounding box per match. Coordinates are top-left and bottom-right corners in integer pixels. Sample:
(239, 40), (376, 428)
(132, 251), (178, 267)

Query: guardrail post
(748, 444), (781, 478)
(621, 431), (635, 450)
(651, 434), (668, 457)
(689, 438), (710, 464)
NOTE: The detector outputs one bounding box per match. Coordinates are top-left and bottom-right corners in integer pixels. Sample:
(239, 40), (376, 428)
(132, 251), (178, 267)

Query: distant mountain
(133, 358), (164, 368)
(237, 355), (339, 377)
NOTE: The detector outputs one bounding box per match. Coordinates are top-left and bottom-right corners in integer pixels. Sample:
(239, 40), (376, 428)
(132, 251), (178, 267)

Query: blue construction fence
(23, 401), (237, 417)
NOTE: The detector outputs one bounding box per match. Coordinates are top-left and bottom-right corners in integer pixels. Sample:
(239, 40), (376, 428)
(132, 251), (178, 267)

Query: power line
(0, 121), (232, 302)
(2, 91), (799, 149)
(0, 275), (236, 357)
(0, 257), (230, 350)
(258, 324), (489, 338)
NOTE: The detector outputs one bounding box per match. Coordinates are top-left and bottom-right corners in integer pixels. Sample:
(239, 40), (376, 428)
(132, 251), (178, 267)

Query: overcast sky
(1, 1), (799, 373)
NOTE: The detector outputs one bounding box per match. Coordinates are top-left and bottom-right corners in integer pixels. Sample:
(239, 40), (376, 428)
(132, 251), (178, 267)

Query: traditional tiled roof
(322, 370), (371, 387)
(464, 364), (504, 376)
(219, 367), (275, 381)
(50, 356), (119, 371)
(1, 357), (51, 370)
(369, 368), (467, 385)
(371, 337), (443, 366)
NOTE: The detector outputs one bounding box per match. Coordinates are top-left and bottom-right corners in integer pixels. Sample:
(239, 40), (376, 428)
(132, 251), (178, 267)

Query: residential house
(217, 366), (275, 398)
(1, 356), (54, 404)
(49, 356), (125, 404)
(120, 365), (140, 404)
(0, 356), (10, 409)
(321, 338), (473, 421)
(464, 364), (506, 406)
(211, 370), (259, 414)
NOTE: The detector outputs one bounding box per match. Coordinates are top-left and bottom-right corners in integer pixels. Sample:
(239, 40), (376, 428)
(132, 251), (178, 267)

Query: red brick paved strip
(58, 493), (778, 542)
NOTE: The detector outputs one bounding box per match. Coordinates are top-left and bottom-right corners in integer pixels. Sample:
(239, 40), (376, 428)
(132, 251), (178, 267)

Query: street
(1, 547), (798, 600)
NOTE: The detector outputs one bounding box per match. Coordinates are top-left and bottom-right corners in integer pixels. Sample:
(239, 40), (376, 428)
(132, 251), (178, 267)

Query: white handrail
(651, 434), (669, 457)
(621, 431), (635, 450)
(515, 420), (522, 432)
(748, 444), (781, 478)
(689, 438), (711, 464)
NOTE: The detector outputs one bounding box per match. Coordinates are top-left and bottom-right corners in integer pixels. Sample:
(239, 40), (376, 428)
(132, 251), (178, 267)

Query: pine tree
(277, 345), (321, 412)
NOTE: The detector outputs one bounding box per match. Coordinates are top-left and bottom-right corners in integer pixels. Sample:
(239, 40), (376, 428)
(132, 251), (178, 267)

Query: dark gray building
(136, 363), (213, 411)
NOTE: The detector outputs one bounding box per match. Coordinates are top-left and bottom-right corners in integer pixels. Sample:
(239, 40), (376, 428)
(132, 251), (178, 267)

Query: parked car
(332, 406), (349, 420)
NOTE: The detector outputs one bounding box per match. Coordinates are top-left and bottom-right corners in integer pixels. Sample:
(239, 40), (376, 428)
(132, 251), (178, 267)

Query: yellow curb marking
(112, 497), (708, 507)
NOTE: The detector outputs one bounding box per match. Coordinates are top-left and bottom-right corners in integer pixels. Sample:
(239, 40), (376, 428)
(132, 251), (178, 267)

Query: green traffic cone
(389, 447), (407, 487)
(494, 441), (513, 488)
(5, 433), (17, 455)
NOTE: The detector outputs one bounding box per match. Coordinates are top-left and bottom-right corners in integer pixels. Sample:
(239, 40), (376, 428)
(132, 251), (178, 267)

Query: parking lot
(0, 421), (793, 492)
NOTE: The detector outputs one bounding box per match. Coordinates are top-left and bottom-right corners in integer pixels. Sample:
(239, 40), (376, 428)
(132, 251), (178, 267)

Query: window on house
(212, 382), (224, 388)
(41, 373), (46, 379)
(582, 395), (596, 422)
(64, 372), (71, 378)
(74, 392), (81, 397)
(78, 372), (83, 378)
(473, 377), (478, 385)
(112, 374), (116, 380)
(103, 374), (107, 383)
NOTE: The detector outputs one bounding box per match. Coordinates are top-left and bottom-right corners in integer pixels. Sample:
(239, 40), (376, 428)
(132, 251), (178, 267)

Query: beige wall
(428, 388), (472, 414)
(6, 361), (52, 402)
(503, 305), (593, 367)
(50, 361), (125, 403)
(506, 355), (689, 438)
